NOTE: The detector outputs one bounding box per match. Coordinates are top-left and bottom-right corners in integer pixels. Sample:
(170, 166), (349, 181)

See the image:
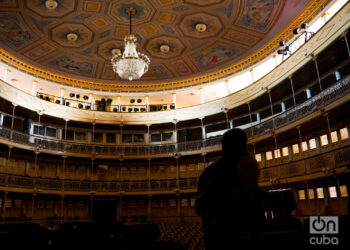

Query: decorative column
(334, 71), (341, 81)
(146, 124), (151, 144)
(321, 12), (330, 23)
(199, 88), (204, 104)
(267, 89), (273, 115)
(60, 88), (65, 104)
(341, 31), (350, 57)
(0, 113), (4, 126)
(288, 146), (293, 161)
(175, 155), (180, 189)
(31, 191), (37, 219)
(92, 120), (96, 144)
(117, 96), (121, 112)
(289, 75), (296, 106)
(273, 134), (279, 156)
(173, 119), (178, 151)
(6, 146), (12, 177)
(31, 80), (38, 96)
(118, 194), (123, 221)
(145, 95), (149, 111)
(62, 156), (67, 187)
(256, 113), (261, 124)
(60, 195), (65, 222)
(119, 122), (123, 145)
(222, 108), (229, 129)
(273, 54), (278, 67)
(225, 80), (230, 95)
(2, 192), (8, 220)
(10, 103), (17, 140)
(247, 102), (254, 136)
(261, 152), (266, 168)
(323, 112), (331, 133)
(34, 151), (40, 177)
(88, 93), (93, 109)
(147, 158), (151, 191)
(202, 152), (207, 168)
(90, 193), (94, 220)
(249, 68), (255, 82)
(247, 102), (253, 127)
(176, 191), (181, 220)
(91, 157), (95, 181)
(172, 93), (176, 108)
(281, 102), (286, 112)
(312, 55), (323, 91)
(229, 120), (234, 129)
(199, 117), (206, 140)
(306, 88), (311, 99)
(296, 125), (302, 146)
(3, 68), (10, 82)
(147, 194), (152, 223)
(64, 119), (69, 140)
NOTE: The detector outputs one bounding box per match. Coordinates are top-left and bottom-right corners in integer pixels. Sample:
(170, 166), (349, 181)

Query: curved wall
(0, 3), (349, 124)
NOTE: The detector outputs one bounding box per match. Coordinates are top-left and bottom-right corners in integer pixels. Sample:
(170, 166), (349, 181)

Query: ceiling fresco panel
(26, 0), (76, 18)
(0, 0), (311, 85)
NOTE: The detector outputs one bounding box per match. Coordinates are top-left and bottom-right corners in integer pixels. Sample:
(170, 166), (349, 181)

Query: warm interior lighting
(111, 7), (150, 81)
(45, 0), (58, 10)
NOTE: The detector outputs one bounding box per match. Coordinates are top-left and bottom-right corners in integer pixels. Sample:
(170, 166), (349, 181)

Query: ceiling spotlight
(293, 28), (300, 35)
(277, 48), (291, 55)
(160, 44), (170, 54)
(301, 23), (308, 29)
(195, 23), (207, 32)
(279, 40), (285, 47)
(45, 0), (58, 10)
(112, 48), (122, 55)
(66, 33), (78, 42)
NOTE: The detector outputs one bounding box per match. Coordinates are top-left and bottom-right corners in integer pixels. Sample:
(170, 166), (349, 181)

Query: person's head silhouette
(222, 128), (247, 164)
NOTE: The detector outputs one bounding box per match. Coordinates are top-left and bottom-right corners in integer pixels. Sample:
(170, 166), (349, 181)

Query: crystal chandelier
(111, 7), (150, 81)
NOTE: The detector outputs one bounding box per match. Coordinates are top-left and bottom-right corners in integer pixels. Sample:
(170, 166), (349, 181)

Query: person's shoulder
(199, 159), (222, 177)
(238, 155), (259, 169)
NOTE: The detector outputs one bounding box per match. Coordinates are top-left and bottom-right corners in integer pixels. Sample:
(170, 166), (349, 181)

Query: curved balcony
(0, 144), (348, 195)
(0, 5), (349, 124)
(0, 75), (349, 158)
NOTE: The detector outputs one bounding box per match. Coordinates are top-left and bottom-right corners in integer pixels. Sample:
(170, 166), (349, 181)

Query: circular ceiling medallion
(160, 44), (170, 54)
(66, 33), (78, 42)
(112, 48), (122, 55)
(45, 0), (58, 10)
(195, 23), (207, 32)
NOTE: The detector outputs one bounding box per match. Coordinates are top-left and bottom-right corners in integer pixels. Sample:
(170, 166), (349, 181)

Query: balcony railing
(0, 145), (348, 193)
(0, 75), (349, 157)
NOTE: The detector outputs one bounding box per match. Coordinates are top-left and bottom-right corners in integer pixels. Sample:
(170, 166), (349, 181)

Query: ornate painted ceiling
(0, 0), (311, 86)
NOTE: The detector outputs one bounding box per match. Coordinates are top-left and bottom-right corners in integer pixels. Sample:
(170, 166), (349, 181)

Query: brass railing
(0, 145), (348, 193)
(1, 76), (349, 156)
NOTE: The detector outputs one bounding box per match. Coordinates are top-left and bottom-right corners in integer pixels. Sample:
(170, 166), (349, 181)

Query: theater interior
(0, 0), (349, 249)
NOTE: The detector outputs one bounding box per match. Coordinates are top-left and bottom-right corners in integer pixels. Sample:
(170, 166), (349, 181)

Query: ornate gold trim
(0, 0), (331, 92)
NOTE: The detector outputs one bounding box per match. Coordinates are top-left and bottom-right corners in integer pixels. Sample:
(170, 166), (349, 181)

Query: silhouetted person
(195, 128), (265, 249)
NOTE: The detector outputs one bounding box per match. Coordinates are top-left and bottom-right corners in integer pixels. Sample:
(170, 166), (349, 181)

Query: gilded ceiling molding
(0, 0), (331, 92)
